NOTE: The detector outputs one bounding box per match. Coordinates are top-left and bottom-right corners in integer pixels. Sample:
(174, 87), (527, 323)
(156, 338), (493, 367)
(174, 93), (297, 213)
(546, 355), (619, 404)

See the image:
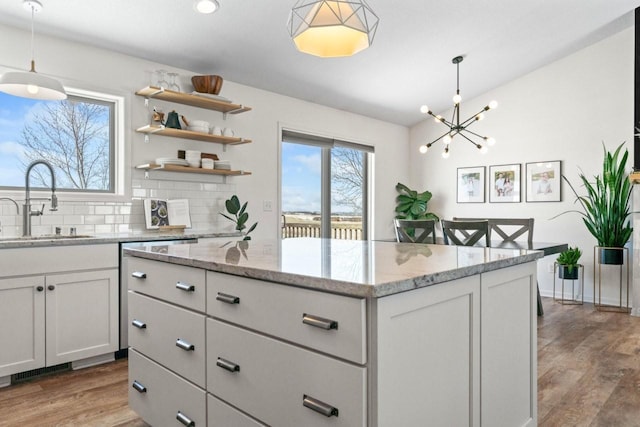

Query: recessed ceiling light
(194, 0), (219, 14)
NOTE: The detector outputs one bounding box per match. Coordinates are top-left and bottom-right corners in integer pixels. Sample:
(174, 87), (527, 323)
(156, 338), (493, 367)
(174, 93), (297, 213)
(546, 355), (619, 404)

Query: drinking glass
(156, 69), (169, 89)
(168, 72), (181, 92)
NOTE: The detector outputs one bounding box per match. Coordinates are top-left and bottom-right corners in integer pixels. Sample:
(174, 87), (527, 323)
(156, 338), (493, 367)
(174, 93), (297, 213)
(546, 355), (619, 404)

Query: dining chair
(441, 219), (490, 246)
(453, 217), (534, 244)
(394, 219), (437, 244)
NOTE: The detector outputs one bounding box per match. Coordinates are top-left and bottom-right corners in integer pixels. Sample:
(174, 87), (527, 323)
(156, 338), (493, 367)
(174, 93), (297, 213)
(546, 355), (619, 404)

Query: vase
(598, 247), (624, 265)
(558, 265), (579, 280)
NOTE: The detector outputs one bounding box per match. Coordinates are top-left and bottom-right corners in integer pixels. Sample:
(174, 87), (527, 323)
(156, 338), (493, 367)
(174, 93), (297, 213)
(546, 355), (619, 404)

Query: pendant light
(418, 56), (496, 158)
(0, 0), (66, 100)
(288, 0), (379, 58)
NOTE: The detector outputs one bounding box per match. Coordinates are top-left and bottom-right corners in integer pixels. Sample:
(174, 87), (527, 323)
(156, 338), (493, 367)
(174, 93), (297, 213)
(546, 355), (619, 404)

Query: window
(0, 88), (123, 195)
(281, 129), (372, 240)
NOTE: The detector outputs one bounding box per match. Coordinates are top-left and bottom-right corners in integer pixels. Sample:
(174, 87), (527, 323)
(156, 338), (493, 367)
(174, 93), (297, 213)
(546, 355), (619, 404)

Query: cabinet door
(45, 269), (118, 365)
(481, 263), (537, 427)
(0, 276), (45, 377)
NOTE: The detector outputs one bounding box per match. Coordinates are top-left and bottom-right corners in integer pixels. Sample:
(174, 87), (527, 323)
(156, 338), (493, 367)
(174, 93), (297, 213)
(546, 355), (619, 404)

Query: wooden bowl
(191, 75), (223, 94)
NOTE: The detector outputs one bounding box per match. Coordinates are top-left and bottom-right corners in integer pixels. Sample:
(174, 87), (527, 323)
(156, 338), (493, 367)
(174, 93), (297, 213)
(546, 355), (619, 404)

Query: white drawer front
(207, 319), (366, 427)
(129, 349), (205, 427)
(206, 271), (366, 364)
(129, 291), (206, 387)
(127, 257), (205, 311)
(208, 393), (267, 427)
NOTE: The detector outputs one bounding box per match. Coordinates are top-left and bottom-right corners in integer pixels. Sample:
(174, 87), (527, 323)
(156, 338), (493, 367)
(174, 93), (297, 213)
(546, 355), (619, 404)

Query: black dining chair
(453, 217), (534, 244)
(394, 219), (437, 244)
(441, 219), (490, 246)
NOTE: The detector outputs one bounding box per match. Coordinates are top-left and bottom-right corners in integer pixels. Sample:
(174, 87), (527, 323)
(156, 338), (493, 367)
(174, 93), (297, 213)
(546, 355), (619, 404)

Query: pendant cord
(29, 4), (35, 72)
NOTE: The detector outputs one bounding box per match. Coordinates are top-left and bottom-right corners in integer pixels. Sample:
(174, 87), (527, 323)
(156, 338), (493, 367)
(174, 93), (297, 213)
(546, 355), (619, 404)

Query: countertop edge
(124, 247), (543, 298)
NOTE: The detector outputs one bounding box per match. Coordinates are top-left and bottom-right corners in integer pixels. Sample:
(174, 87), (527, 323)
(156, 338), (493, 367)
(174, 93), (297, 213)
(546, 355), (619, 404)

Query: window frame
(0, 86), (127, 202)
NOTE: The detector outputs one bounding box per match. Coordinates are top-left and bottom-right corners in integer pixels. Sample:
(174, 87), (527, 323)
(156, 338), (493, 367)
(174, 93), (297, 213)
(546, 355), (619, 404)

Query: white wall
(0, 23), (408, 239)
(409, 26), (635, 304)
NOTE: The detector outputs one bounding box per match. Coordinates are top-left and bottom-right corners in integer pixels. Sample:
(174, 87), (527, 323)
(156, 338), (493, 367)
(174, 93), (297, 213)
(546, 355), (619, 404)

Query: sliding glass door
(281, 130), (371, 240)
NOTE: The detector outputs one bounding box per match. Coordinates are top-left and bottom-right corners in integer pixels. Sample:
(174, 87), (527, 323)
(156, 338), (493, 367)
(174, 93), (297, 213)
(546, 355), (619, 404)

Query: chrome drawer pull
(131, 271), (147, 279)
(216, 357), (240, 373)
(302, 313), (338, 330)
(176, 411), (195, 427)
(176, 338), (195, 351)
(131, 319), (147, 329)
(303, 395), (339, 417)
(216, 292), (240, 304)
(132, 380), (147, 393)
(176, 282), (195, 292)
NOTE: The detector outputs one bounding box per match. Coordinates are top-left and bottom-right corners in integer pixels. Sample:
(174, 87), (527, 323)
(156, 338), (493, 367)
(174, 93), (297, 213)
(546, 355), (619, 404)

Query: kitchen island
(125, 237), (543, 427)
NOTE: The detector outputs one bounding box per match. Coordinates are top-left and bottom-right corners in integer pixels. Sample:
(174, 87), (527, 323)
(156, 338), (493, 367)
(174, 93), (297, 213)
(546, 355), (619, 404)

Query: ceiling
(0, 1), (636, 127)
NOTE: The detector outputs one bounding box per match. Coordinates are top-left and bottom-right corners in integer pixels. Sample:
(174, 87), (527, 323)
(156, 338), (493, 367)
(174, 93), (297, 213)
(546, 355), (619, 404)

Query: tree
(19, 99), (110, 190)
(331, 147), (364, 215)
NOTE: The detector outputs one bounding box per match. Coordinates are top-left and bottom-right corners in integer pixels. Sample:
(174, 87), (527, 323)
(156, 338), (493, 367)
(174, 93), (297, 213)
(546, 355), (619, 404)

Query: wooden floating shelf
(629, 172), (640, 184)
(135, 86), (252, 114)
(136, 163), (251, 176)
(136, 125), (251, 145)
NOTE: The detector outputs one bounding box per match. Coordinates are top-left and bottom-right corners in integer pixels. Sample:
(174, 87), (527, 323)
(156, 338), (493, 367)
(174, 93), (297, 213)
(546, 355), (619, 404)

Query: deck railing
(282, 222), (363, 240)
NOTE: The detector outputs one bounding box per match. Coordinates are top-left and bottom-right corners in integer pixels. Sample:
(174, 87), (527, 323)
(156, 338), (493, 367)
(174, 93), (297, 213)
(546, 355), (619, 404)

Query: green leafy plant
(556, 246), (582, 274)
(395, 182), (439, 221)
(555, 142), (632, 247)
(220, 195), (258, 240)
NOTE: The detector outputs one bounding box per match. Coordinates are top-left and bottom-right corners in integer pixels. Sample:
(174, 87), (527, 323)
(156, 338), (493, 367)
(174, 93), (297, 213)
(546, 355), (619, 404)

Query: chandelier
(288, 0), (379, 58)
(418, 56), (496, 158)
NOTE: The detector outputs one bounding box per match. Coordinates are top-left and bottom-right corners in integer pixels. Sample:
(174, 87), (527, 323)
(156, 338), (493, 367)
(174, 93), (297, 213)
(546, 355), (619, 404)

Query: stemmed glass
(156, 69), (169, 89)
(168, 72), (181, 92)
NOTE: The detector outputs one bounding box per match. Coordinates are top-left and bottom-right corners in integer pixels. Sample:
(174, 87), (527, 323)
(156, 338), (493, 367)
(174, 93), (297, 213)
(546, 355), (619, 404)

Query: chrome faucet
(23, 160), (58, 237)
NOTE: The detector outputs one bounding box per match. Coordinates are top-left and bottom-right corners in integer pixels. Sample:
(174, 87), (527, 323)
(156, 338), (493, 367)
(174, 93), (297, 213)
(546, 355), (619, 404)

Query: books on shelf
(143, 198), (192, 229)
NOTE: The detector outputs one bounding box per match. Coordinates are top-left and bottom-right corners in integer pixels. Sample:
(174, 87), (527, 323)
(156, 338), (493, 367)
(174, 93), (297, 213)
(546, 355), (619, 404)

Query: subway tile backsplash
(0, 178), (236, 237)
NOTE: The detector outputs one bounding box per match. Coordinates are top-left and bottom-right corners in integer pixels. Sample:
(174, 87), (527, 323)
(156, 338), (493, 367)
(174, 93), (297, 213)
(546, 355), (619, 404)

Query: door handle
(131, 271), (147, 279)
(302, 313), (338, 330)
(176, 338), (195, 351)
(216, 292), (240, 304)
(176, 282), (195, 292)
(132, 380), (147, 393)
(303, 395), (339, 417)
(131, 319), (147, 329)
(216, 357), (240, 373)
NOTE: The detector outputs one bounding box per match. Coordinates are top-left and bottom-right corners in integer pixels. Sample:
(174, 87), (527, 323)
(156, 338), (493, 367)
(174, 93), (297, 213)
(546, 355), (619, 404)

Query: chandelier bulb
(475, 113), (485, 121)
(419, 145), (428, 154)
(480, 145), (488, 154)
(419, 105), (430, 114)
(434, 115), (443, 123)
(486, 137), (496, 146)
(489, 100), (498, 109)
(443, 134), (452, 145)
(27, 84), (39, 94)
(452, 94), (462, 104)
(442, 148), (450, 159)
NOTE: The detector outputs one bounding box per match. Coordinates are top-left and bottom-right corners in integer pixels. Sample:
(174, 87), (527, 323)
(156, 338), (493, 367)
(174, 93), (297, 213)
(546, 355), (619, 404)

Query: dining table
(486, 240), (569, 315)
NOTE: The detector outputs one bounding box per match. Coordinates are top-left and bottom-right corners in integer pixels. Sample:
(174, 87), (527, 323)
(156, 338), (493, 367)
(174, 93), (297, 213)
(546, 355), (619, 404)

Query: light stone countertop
(0, 229), (239, 249)
(124, 237), (544, 298)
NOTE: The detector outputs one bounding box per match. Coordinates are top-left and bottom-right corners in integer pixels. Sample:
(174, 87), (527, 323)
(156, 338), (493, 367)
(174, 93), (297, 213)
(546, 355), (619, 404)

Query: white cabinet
(0, 244), (119, 382)
(0, 276), (45, 377)
(127, 255), (537, 427)
(45, 269), (119, 366)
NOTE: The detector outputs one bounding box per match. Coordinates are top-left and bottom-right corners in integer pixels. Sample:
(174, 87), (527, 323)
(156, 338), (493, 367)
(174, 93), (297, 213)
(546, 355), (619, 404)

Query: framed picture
(456, 166), (485, 203)
(526, 160), (562, 202)
(489, 164), (521, 203)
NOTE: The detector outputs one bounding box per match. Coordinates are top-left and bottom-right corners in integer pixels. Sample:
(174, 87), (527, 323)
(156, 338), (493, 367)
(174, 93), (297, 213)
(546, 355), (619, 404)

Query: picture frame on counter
(489, 164), (521, 203)
(456, 166), (486, 203)
(525, 160), (562, 202)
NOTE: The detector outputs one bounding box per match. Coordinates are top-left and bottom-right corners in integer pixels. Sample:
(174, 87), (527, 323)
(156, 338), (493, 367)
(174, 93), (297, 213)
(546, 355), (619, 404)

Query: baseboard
(71, 353), (115, 370)
(0, 375), (10, 388)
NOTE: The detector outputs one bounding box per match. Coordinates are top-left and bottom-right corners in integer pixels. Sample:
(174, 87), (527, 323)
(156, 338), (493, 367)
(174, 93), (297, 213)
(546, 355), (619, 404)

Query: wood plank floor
(1, 297), (639, 426)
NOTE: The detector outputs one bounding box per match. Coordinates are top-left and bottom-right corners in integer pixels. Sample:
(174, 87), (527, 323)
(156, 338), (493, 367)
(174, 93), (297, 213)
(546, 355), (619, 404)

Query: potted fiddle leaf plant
(220, 195), (258, 241)
(556, 142), (632, 265)
(395, 182), (439, 221)
(556, 246), (582, 280)
(395, 182), (440, 240)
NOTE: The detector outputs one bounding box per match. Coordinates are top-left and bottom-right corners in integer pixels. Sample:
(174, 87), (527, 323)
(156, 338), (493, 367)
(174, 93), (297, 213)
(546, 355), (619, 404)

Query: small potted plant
(220, 195), (257, 240)
(556, 246), (582, 280)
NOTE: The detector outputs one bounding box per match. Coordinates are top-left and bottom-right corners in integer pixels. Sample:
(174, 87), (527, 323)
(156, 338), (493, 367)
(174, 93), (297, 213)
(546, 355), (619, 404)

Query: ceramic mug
(211, 126), (222, 136)
(222, 127), (234, 137)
